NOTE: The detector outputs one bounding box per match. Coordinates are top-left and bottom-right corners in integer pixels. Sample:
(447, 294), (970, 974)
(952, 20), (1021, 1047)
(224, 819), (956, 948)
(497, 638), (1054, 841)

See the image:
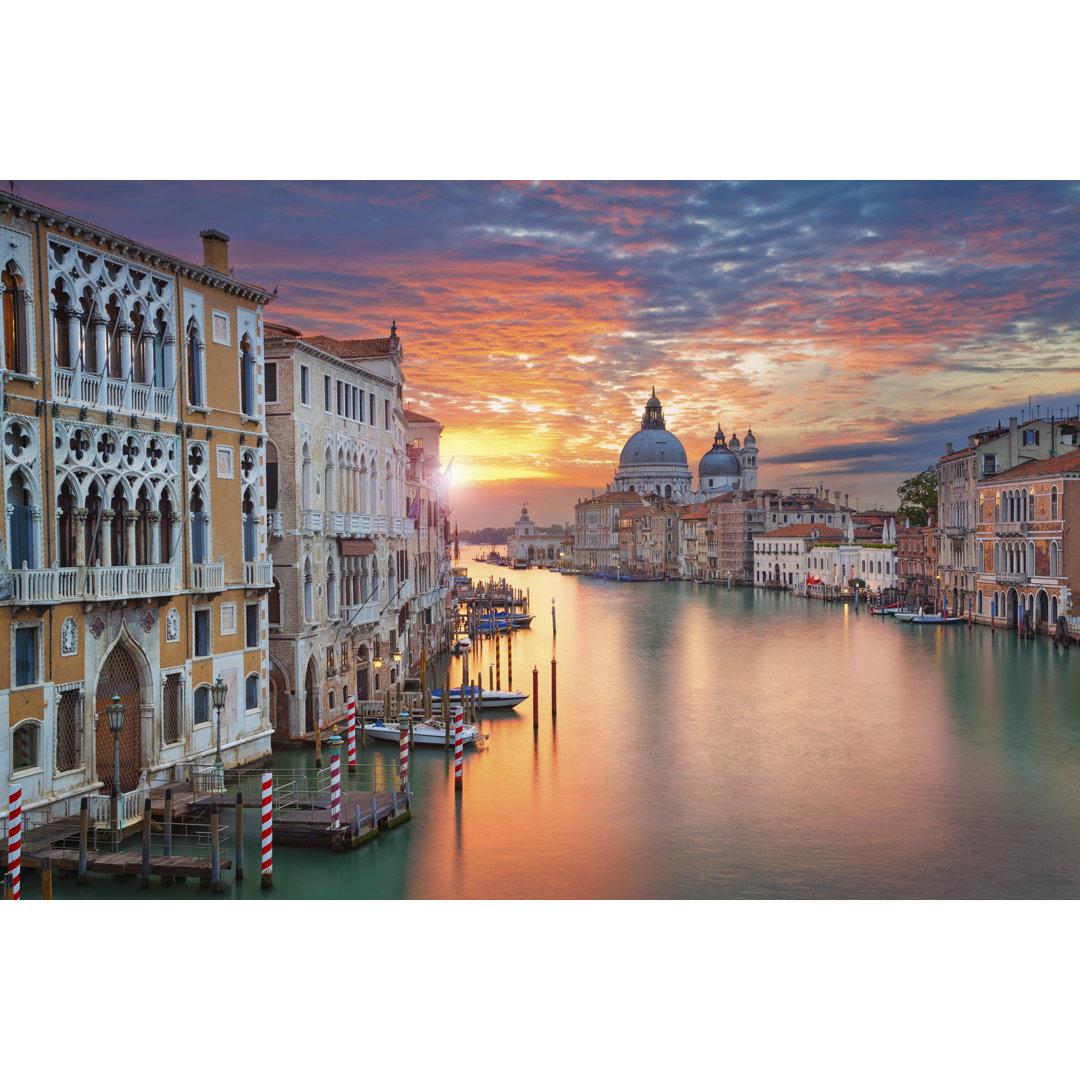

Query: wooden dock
(22, 847), (231, 883)
(274, 789), (411, 850)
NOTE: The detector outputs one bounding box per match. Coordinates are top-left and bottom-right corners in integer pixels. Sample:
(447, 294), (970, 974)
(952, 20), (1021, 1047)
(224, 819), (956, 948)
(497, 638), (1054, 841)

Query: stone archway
(94, 640), (146, 792)
(269, 659), (290, 737)
(304, 656), (318, 733)
(1006, 588), (1019, 629)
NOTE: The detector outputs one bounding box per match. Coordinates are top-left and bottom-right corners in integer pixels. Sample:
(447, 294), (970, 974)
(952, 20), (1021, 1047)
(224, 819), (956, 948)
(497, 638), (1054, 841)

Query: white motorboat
(431, 687), (528, 710)
(451, 635), (472, 654)
(893, 611), (966, 624)
(363, 717), (486, 747)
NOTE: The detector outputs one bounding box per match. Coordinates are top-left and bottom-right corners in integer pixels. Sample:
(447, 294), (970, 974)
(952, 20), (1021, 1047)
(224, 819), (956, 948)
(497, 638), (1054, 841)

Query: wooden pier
(274, 788), (412, 850)
(22, 847), (231, 883)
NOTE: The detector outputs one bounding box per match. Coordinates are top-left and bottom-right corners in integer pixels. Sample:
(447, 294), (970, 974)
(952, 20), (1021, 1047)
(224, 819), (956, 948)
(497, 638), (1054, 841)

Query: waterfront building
(572, 489), (647, 574)
(973, 446), (1080, 632)
(677, 506), (709, 579)
(935, 416), (1074, 615)
(755, 524), (842, 588)
(262, 323), (449, 738)
(505, 502), (569, 566)
(897, 517), (937, 608)
(1, 192), (275, 814)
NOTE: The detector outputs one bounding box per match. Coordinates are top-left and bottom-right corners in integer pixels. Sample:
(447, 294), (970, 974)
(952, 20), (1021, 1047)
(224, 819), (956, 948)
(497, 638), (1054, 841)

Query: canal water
(36, 552), (1080, 899)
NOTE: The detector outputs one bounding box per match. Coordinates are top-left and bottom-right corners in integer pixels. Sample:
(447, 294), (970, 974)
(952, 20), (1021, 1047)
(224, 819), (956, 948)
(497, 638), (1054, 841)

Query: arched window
(1051, 486), (1058, 520)
(328, 690), (336, 711)
(303, 558), (314, 623)
(327, 555), (338, 617)
(325, 447), (335, 512)
(2, 262), (29, 374)
(266, 441), (279, 511)
(240, 333), (256, 416)
(105, 295), (122, 378)
(187, 318), (203, 406)
(245, 674), (259, 711)
(1028, 489), (1035, 521)
(52, 280), (73, 369)
(193, 685), (210, 727)
(301, 444), (312, 509)
(12, 719), (41, 771)
(6, 468), (35, 570)
(1050, 541), (1059, 578)
(242, 485), (257, 561)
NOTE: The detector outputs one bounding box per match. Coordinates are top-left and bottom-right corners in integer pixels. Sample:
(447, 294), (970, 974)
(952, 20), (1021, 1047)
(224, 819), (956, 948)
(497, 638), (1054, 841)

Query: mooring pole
(140, 797), (152, 889)
(41, 857), (53, 900)
(261, 772), (274, 889)
(77, 796), (89, 885)
(210, 801), (221, 893)
(235, 792), (245, 880)
(551, 656), (557, 721)
(507, 631), (512, 692)
(532, 666), (539, 730)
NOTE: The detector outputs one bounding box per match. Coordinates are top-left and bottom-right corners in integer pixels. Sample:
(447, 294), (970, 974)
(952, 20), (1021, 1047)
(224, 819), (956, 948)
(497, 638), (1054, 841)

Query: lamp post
(106, 693), (125, 853)
(211, 675), (227, 790)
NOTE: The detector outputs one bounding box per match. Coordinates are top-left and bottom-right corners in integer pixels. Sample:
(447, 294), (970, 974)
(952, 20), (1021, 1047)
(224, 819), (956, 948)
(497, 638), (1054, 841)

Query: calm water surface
(41, 554), (1080, 899)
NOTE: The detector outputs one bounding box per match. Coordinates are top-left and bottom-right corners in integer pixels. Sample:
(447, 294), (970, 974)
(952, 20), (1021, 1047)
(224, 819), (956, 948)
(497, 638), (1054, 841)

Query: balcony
(10, 562), (177, 603)
(419, 525), (429, 543)
(301, 510), (323, 534)
(398, 579), (415, 603)
(269, 510), (284, 538)
(944, 526), (966, 539)
(341, 599), (381, 626)
(354, 513), (374, 537)
(373, 515), (388, 536)
(244, 560), (274, 588)
(994, 571), (1030, 585)
(53, 368), (178, 420)
(190, 560), (225, 592)
(325, 511), (345, 537)
(995, 522), (1030, 537)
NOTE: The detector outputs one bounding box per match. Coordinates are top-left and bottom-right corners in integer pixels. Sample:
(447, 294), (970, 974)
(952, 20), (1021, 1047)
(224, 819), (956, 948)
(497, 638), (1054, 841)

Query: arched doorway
(95, 642), (145, 792)
(1006, 588), (1019, 629)
(269, 659), (289, 736)
(1037, 590), (1049, 631)
(304, 657), (318, 733)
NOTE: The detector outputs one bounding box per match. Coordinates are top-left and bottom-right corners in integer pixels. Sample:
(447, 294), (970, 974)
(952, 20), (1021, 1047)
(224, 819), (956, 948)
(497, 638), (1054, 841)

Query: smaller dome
(699, 422), (741, 478)
(743, 429), (756, 447)
(729, 433), (741, 452)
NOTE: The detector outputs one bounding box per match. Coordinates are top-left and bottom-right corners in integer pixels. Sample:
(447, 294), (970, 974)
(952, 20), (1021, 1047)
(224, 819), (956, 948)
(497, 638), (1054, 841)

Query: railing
(324, 511), (344, 536)
(398, 579), (415, 602)
(244, 560), (274, 587)
(53, 368), (176, 419)
(356, 513), (373, 536)
(343, 599), (381, 626)
(301, 510), (323, 533)
(393, 516), (406, 536)
(269, 510), (284, 537)
(87, 785), (150, 827)
(995, 571), (1030, 585)
(11, 563), (177, 602)
(190, 560), (225, 591)
(419, 525), (429, 542)
(945, 526), (966, 538)
(373, 515), (388, 535)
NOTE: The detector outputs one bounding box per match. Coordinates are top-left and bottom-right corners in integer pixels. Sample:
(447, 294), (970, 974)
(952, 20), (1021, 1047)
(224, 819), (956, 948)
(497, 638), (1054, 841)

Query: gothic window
(187, 318), (204, 406)
(1051, 487), (1058, 520)
(52, 280), (73, 368)
(240, 333), (256, 416)
(193, 685), (210, 727)
(245, 674), (259, 711)
(6, 467), (36, 570)
(12, 720), (41, 771)
(2, 262), (29, 374)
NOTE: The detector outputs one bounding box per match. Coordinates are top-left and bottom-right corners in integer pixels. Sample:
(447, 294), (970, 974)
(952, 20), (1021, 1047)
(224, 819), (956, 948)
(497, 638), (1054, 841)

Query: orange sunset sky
(15, 181), (1080, 530)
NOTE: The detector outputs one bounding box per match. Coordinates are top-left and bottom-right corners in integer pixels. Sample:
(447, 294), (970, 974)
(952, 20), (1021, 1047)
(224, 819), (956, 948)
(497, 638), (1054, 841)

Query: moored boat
(451, 635), (472, 654)
(893, 611), (966, 624)
(431, 687), (528, 710)
(364, 717), (487, 746)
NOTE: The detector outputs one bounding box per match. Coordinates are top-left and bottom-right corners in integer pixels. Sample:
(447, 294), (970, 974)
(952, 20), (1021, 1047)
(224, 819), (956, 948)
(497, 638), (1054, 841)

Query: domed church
(611, 389), (760, 501)
(612, 388), (694, 500)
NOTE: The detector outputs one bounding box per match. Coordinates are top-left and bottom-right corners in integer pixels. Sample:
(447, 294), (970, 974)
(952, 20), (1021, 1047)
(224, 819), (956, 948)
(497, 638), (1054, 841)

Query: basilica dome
(698, 424), (741, 477)
(619, 426), (688, 467)
(612, 388), (693, 500)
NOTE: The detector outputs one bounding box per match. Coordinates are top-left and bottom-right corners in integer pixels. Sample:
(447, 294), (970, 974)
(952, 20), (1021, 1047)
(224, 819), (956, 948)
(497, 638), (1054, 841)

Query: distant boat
(478, 612), (533, 632)
(451, 635), (472, 654)
(893, 611), (966, 624)
(431, 687), (528, 710)
(364, 717), (486, 747)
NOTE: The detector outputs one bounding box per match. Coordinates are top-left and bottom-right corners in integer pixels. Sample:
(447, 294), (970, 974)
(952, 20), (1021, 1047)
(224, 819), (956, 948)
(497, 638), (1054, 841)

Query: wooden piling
(235, 792), (245, 880)
(210, 802), (222, 893)
(315, 719), (322, 768)
(551, 656), (557, 719)
(496, 634), (501, 691)
(41, 857), (53, 900)
(533, 666), (539, 729)
(77, 796), (89, 885)
(477, 677), (483, 714)
(164, 788), (173, 856)
(507, 631), (512, 691)
(443, 672), (451, 750)
(140, 797), (152, 888)
(110, 789), (119, 853)
(384, 688), (392, 726)
(3, 872), (12, 900)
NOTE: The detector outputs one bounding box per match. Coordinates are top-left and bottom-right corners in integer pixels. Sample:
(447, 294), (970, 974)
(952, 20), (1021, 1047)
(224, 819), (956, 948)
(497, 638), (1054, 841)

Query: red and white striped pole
(398, 714), (409, 792)
(346, 694), (357, 774)
(330, 753), (341, 830)
(454, 705), (464, 790)
(260, 772), (273, 889)
(7, 784), (21, 900)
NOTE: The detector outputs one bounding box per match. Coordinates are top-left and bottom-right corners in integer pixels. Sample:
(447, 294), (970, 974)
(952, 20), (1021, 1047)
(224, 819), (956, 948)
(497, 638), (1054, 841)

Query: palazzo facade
(1, 193), (275, 814)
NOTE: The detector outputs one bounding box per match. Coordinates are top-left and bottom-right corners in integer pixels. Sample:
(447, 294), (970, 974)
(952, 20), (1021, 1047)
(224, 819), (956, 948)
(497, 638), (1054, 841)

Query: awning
(339, 539), (375, 556)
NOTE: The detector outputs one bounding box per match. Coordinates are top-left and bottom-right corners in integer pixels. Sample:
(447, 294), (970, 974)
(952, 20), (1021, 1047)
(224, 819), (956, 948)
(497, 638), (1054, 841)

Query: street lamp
(106, 693), (125, 852)
(211, 674), (228, 766)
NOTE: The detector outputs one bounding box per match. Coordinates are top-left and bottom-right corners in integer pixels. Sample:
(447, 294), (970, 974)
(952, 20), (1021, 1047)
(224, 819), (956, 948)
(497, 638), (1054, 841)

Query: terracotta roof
(678, 508), (709, 520)
(578, 491), (647, 506)
(760, 524), (842, 539)
(991, 447), (1080, 481)
(404, 409), (438, 424)
(305, 335), (397, 359)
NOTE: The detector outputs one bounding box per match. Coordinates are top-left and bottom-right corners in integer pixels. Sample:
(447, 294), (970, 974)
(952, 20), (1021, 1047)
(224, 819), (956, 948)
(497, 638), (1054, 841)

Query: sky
(15, 180), (1080, 530)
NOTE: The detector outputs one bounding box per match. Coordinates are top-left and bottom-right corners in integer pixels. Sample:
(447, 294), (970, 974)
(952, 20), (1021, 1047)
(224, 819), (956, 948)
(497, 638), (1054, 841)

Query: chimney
(946, 442), (953, 456)
(199, 229), (230, 275)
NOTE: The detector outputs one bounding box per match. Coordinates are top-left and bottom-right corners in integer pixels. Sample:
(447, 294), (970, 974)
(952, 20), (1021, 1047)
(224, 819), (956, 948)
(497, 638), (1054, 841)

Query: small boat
(893, 611), (966, 624)
(364, 717), (487, 747)
(451, 635), (472, 654)
(431, 687), (528, 710)
(869, 603), (903, 616)
(477, 612), (534, 632)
